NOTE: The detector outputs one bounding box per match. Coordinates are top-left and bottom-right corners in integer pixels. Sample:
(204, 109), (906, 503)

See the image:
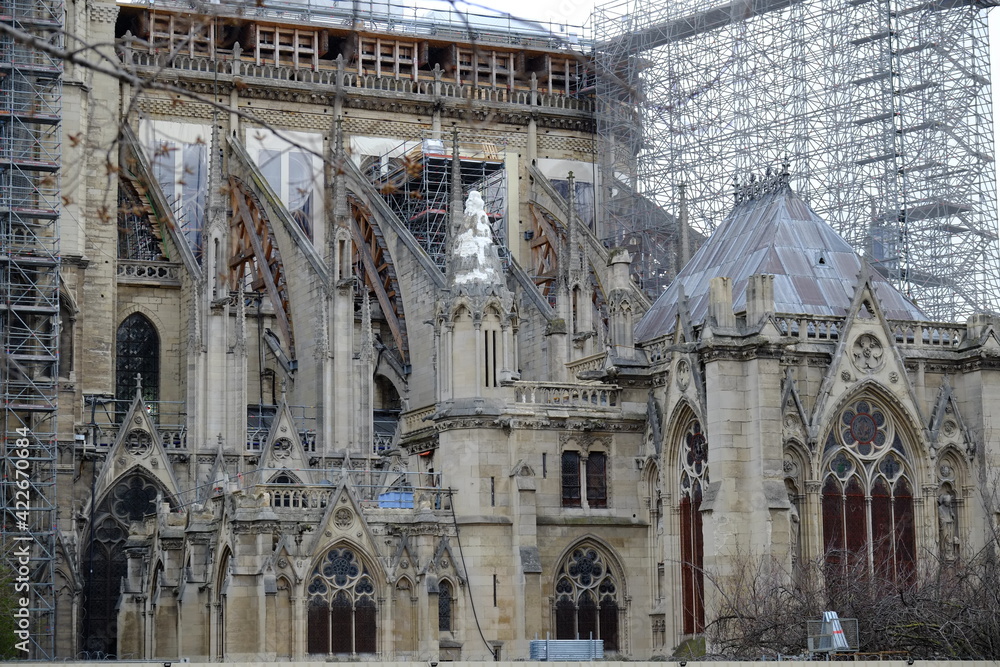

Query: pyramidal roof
(635, 184), (926, 343)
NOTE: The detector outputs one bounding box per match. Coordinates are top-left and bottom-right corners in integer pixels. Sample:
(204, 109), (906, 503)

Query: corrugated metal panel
(634, 186), (926, 343)
(528, 639), (604, 661)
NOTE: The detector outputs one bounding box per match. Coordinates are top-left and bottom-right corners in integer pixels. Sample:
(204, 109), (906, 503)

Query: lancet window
(679, 418), (707, 635)
(115, 313), (160, 407)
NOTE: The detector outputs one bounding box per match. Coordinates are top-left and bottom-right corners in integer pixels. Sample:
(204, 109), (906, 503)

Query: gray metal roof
(634, 185), (926, 343)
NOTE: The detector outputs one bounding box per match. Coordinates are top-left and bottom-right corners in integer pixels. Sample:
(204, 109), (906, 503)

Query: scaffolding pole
(0, 0), (62, 658)
(595, 0), (1000, 319)
(366, 132), (508, 272)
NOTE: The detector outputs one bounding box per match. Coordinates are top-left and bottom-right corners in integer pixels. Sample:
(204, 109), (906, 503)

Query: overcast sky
(462, 0), (1000, 213)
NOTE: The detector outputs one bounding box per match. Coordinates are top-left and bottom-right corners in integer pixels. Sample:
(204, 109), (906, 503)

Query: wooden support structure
(348, 195), (409, 363)
(228, 176), (296, 358)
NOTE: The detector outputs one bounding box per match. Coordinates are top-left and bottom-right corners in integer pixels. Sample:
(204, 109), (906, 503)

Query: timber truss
(348, 194), (409, 364)
(229, 176), (295, 357)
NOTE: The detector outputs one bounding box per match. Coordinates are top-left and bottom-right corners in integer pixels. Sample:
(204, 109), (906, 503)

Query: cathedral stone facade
(50, 1), (1000, 661)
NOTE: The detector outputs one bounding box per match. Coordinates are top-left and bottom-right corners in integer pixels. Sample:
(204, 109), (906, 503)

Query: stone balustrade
(774, 315), (842, 341)
(263, 485), (334, 510)
(401, 406), (436, 434)
(887, 321), (963, 347)
(512, 381), (620, 409)
(565, 352), (608, 377)
(117, 260), (181, 284)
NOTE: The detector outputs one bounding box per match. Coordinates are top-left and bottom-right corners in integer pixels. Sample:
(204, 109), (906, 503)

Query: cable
(447, 488), (496, 660)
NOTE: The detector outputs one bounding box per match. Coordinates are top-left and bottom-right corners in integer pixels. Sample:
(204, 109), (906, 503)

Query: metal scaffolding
(594, 0), (1000, 320)
(0, 0), (61, 658)
(366, 133), (507, 272)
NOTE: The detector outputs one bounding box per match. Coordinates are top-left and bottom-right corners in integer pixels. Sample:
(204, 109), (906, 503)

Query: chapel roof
(634, 182), (926, 343)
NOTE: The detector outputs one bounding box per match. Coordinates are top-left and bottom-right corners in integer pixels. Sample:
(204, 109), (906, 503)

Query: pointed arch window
(438, 580), (454, 632)
(80, 475), (164, 655)
(821, 399), (915, 581)
(306, 547), (378, 655)
(679, 418), (707, 635)
(553, 545), (620, 651)
(115, 313), (160, 408)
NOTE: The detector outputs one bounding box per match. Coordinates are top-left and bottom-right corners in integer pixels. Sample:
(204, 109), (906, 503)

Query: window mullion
(865, 492), (874, 574)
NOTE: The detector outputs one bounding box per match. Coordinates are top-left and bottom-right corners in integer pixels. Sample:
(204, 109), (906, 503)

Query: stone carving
(272, 438), (292, 461)
(675, 359), (691, 391)
(788, 498), (801, 568)
(852, 334), (884, 372)
(938, 492), (958, 561)
(124, 430), (152, 456)
(334, 507), (353, 529)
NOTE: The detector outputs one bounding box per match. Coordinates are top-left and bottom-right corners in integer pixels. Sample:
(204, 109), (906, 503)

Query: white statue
(938, 492), (958, 560)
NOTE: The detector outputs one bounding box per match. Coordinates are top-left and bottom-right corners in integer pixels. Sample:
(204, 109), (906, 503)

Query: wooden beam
(350, 212), (405, 359)
(229, 178), (296, 357)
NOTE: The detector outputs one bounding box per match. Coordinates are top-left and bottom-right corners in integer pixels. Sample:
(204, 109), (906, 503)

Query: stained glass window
(679, 419), (707, 635)
(562, 450), (609, 509)
(438, 580), (453, 632)
(116, 313), (159, 407)
(561, 451), (581, 507)
(553, 546), (620, 650)
(80, 475), (165, 655)
(587, 453), (608, 508)
(822, 399), (915, 580)
(306, 547), (378, 655)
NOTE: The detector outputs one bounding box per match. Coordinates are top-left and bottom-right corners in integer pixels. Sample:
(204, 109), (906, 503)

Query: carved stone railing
(887, 321), (964, 347)
(774, 315), (843, 341)
(642, 339), (670, 364)
(512, 381), (620, 409)
(116, 260), (182, 285)
(565, 352), (607, 377)
(263, 485), (334, 510)
(401, 405), (436, 435)
(160, 428), (187, 449)
(261, 470), (446, 511)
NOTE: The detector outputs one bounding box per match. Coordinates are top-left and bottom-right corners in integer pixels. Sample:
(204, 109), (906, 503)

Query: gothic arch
(933, 448), (968, 562)
(391, 575), (417, 655)
(274, 574), (294, 658)
(662, 399), (704, 466)
(437, 577), (457, 633)
(449, 299), (474, 323)
(79, 471), (171, 656)
(115, 312), (160, 405)
(305, 542), (382, 656)
(820, 380), (929, 475)
(268, 469), (302, 484)
(215, 547), (232, 660)
(551, 537), (626, 652)
(58, 293), (76, 380)
(819, 393), (918, 581)
(783, 439), (809, 569)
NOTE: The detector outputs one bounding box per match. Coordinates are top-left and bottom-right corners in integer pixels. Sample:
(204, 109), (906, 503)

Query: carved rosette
(851, 333), (885, 373)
